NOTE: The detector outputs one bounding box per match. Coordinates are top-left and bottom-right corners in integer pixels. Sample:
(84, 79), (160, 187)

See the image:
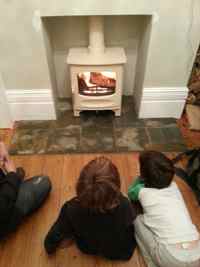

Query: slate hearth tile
(51, 111), (81, 128)
(80, 129), (103, 152)
(80, 126), (114, 152)
(46, 126), (80, 153)
(80, 111), (97, 128)
(55, 125), (81, 136)
(15, 120), (52, 130)
(114, 99), (144, 127)
(147, 127), (166, 144)
(9, 129), (48, 155)
(147, 126), (185, 146)
(163, 126), (184, 143)
(47, 136), (79, 153)
(80, 137), (99, 152)
(81, 124), (97, 136)
(115, 127), (148, 151)
(100, 136), (114, 151)
(96, 127), (114, 151)
(144, 118), (177, 128)
(80, 110), (114, 128)
(114, 113), (144, 128)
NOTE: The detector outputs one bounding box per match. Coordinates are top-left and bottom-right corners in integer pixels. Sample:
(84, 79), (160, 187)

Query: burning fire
(78, 72), (116, 96)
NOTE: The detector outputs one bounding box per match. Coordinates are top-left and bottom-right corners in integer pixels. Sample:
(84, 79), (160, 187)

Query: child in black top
(44, 156), (136, 260)
(0, 141), (51, 240)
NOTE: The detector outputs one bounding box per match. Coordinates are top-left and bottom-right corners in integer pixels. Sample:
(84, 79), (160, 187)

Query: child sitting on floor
(128, 151), (200, 267)
(45, 156), (136, 260)
(0, 141), (51, 240)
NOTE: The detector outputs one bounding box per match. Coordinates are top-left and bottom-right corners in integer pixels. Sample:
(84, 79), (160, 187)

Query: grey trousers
(134, 215), (200, 267)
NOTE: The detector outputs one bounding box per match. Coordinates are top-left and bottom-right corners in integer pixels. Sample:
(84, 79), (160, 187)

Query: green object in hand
(128, 177), (144, 201)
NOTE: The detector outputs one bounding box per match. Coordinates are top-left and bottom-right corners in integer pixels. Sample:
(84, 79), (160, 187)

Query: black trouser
(15, 176), (51, 219)
(0, 176), (51, 240)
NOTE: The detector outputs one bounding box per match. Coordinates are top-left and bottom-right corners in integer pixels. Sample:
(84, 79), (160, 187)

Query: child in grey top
(128, 151), (200, 267)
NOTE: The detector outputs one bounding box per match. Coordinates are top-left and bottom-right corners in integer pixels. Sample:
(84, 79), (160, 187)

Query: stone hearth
(9, 97), (186, 155)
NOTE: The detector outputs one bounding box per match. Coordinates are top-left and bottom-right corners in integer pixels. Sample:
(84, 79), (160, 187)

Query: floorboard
(0, 153), (199, 267)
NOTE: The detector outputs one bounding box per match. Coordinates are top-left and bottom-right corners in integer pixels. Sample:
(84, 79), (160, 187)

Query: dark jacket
(0, 168), (22, 239)
(45, 195), (136, 260)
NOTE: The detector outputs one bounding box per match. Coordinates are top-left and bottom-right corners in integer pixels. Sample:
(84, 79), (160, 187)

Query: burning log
(77, 72), (115, 96)
(90, 72), (116, 88)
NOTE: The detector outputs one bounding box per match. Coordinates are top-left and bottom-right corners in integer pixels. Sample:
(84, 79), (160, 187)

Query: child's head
(76, 156), (121, 213)
(139, 151), (174, 189)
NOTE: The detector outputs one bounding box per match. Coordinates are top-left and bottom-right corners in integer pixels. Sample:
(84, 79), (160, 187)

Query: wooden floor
(0, 153), (200, 267)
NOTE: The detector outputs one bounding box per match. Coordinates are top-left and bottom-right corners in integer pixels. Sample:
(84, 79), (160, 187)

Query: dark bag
(172, 148), (200, 204)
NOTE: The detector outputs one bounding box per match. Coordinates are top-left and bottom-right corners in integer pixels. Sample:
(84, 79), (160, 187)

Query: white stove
(67, 16), (127, 116)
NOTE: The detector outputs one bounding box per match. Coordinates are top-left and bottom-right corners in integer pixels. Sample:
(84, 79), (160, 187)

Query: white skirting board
(6, 89), (57, 121)
(5, 87), (188, 121)
(138, 87), (189, 119)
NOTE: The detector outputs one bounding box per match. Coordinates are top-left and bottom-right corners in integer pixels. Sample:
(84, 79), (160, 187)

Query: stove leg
(74, 110), (80, 117)
(114, 110), (121, 117)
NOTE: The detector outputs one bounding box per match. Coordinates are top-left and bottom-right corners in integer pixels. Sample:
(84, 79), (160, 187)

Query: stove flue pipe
(88, 16), (105, 54)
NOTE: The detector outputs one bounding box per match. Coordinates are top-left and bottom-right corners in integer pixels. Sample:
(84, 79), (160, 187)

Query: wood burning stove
(67, 16), (127, 117)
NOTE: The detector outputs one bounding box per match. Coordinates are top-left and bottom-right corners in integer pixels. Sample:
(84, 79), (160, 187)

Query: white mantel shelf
(67, 47), (127, 65)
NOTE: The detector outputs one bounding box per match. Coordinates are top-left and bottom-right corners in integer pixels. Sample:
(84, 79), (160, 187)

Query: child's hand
(3, 158), (16, 173)
(0, 142), (9, 161)
(128, 177), (144, 201)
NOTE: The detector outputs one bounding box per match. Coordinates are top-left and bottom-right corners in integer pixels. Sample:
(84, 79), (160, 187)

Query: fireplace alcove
(42, 15), (152, 117)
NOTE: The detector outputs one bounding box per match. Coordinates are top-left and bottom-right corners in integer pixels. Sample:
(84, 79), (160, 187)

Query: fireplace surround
(67, 16), (126, 116)
(1, 1), (199, 123)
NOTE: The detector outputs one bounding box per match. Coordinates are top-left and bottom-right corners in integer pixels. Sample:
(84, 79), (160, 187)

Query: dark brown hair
(139, 151), (174, 189)
(76, 157), (121, 213)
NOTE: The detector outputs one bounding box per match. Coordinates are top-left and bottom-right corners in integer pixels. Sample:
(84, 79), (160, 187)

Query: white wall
(134, 17), (152, 113)
(0, 0), (51, 90)
(41, 18), (58, 116)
